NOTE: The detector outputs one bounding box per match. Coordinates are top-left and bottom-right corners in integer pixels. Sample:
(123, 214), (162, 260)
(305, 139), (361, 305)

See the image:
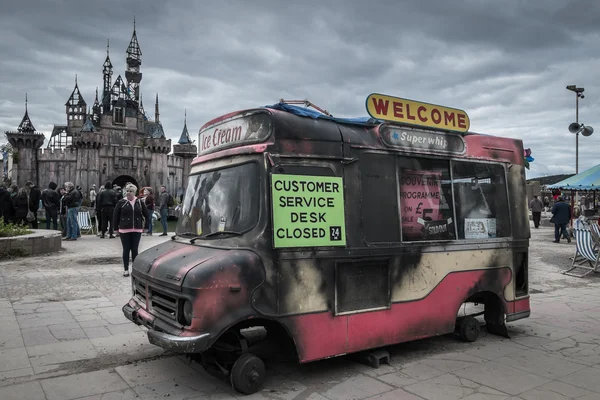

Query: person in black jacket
(97, 182), (117, 238)
(12, 187), (29, 226)
(64, 182), (81, 241)
(41, 182), (60, 230)
(551, 197), (572, 243)
(113, 183), (147, 276)
(0, 184), (12, 225)
(25, 181), (41, 229)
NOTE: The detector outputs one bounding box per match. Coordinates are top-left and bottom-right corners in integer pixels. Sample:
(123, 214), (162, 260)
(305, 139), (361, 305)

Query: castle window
(114, 107), (125, 124)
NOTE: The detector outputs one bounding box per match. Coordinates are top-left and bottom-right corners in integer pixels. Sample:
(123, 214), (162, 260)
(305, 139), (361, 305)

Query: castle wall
(31, 145), (191, 198)
(38, 147), (78, 187)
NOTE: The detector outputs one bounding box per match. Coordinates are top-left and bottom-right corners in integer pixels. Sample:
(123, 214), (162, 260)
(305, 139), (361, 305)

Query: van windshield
(176, 163), (260, 238)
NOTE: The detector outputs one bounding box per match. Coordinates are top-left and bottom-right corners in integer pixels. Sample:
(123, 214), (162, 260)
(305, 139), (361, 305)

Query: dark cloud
(1, 0), (599, 178)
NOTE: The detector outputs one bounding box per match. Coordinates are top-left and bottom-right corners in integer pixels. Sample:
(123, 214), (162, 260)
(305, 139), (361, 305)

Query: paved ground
(1, 222), (600, 400)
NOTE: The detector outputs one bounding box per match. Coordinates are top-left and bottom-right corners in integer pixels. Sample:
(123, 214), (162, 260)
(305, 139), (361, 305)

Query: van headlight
(179, 299), (193, 326)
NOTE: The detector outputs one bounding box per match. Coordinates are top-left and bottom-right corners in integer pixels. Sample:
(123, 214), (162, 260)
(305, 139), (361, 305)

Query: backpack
(167, 193), (174, 207)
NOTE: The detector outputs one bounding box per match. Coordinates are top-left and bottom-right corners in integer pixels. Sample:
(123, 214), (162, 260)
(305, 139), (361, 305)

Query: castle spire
(17, 93), (36, 133)
(65, 75), (86, 107)
(139, 92), (146, 119)
(126, 17), (142, 103)
(177, 109), (191, 144)
(102, 39), (113, 113)
(155, 93), (160, 123)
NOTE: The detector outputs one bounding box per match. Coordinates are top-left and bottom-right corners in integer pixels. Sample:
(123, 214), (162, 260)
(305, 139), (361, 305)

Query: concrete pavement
(1, 225), (600, 399)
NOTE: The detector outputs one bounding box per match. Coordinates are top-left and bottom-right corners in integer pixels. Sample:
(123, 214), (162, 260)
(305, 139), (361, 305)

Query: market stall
(547, 164), (600, 221)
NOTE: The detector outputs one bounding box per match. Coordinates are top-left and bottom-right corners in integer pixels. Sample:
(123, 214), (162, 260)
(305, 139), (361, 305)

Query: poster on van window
(399, 170), (444, 239)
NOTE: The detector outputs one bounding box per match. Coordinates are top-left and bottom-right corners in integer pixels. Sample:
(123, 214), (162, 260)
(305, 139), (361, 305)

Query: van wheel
(459, 316), (480, 342)
(230, 353), (265, 395)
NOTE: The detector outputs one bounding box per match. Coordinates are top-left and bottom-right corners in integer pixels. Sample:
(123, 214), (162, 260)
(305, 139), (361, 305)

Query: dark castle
(3, 22), (197, 196)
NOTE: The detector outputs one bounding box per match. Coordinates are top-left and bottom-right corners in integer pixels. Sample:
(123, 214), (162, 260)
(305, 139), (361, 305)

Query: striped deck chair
(77, 211), (95, 235)
(562, 220), (599, 277)
(590, 222), (600, 247)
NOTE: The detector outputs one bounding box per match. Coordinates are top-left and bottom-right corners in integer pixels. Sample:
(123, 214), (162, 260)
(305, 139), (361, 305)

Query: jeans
(160, 208), (168, 234)
(67, 208), (79, 239)
(120, 232), (142, 270)
(147, 208), (154, 234)
(532, 211), (541, 228)
(45, 207), (58, 230)
(100, 207), (115, 235)
(60, 214), (67, 235)
(554, 223), (569, 242)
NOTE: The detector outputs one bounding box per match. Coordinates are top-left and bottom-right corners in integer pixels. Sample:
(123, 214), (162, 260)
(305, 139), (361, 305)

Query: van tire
(459, 316), (480, 342)
(230, 353), (266, 395)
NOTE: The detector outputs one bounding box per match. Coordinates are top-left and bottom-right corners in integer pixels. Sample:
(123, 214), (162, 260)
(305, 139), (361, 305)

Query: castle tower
(66, 75), (87, 128)
(125, 17), (142, 104)
(4, 95), (45, 186)
(92, 88), (101, 124)
(173, 109), (197, 156)
(173, 109), (197, 192)
(102, 40), (113, 114)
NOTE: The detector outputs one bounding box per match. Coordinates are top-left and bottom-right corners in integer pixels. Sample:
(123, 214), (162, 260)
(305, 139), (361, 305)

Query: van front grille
(150, 288), (177, 320)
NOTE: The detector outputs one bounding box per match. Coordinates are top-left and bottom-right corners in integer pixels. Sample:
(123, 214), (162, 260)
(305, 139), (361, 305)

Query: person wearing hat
(551, 196), (572, 243)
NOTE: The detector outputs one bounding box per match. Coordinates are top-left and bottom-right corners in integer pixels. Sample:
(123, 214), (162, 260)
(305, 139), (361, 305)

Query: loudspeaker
(568, 123), (582, 133)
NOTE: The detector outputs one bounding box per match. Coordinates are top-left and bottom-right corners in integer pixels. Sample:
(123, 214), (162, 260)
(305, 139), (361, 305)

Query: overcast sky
(1, 0), (599, 178)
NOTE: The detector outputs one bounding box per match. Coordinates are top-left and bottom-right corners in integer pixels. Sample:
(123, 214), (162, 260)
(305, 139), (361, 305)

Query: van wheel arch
(460, 291), (506, 326)
(212, 318), (300, 363)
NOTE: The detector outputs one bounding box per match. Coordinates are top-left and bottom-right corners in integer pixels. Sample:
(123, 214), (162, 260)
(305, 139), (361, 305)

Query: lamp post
(566, 85), (586, 174)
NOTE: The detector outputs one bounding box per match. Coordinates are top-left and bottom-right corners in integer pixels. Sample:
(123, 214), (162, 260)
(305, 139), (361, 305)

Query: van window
(360, 153), (400, 243)
(452, 162), (510, 239)
(398, 157), (455, 241)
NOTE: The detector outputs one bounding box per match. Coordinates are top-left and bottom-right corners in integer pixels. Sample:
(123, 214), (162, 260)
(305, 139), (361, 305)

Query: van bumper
(147, 330), (211, 353)
(122, 302), (211, 353)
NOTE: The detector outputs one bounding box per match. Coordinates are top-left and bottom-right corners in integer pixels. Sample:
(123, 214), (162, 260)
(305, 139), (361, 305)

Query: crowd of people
(0, 180), (173, 276)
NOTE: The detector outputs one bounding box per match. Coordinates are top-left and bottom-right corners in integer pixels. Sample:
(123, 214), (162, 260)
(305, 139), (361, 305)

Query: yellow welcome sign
(366, 93), (470, 133)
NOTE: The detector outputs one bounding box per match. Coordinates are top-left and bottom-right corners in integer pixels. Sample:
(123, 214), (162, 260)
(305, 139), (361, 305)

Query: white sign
(464, 218), (497, 239)
(198, 114), (271, 155)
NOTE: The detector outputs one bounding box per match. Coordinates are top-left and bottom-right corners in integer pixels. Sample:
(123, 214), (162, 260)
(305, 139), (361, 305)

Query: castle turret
(4, 94), (45, 186)
(126, 17), (142, 104)
(66, 75), (87, 128)
(102, 40), (113, 114)
(173, 109), (197, 157)
(92, 87), (101, 124)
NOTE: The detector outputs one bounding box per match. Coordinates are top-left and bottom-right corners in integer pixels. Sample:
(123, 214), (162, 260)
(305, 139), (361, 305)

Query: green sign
(271, 174), (346, 248)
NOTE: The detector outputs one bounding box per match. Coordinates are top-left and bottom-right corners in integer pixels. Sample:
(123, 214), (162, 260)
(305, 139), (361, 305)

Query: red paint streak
(189, 267), (248, 331)
(191, 143), (270, 166)
(507, 297), (530, 314)
(148, 246), (201, 286)
(285, 268), (513, 363)
(464, 135), (523, 164)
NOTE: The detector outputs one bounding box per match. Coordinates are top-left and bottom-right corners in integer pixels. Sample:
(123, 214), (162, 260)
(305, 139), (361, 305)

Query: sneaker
(160, 233), (167, 237)
(123, 271), (130, 277)
(109, 235), (115, 239)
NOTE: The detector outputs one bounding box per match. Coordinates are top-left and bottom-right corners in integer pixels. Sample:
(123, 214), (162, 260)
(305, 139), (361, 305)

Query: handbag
(26, 194), (36, 222)
(549, 215), (555, 224)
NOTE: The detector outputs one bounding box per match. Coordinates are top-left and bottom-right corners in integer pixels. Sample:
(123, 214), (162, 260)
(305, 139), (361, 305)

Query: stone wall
(33, 144), (191, 197)
(0, 230), (62, 256)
